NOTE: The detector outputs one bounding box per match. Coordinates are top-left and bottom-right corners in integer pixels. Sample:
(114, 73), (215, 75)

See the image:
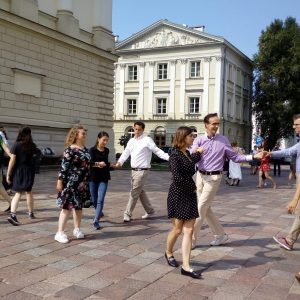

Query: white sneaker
(54, 232), (69, 243)
(210, 234), (229, 246)
(73, 228), (84, 239)
(141, 211), (155, 219)
(123, 215), (131, 222)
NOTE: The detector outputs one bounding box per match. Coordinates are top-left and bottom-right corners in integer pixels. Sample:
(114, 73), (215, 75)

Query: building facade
(113, 20), (253, 154)
(0, 0), (117, 155)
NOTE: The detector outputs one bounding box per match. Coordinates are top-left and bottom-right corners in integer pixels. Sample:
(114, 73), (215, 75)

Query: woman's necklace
(181, 149), (192, 162)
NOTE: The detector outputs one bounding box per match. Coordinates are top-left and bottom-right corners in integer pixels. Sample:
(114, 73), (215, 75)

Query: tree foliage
(118, 134), (130, 149)
(253, 17), (300, 149)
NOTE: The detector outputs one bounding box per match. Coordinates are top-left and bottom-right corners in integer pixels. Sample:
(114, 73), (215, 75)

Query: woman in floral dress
(55, 125), (91, 243)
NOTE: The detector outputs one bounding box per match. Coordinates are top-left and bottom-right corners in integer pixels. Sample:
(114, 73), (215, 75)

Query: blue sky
(112, 0), (300, 59)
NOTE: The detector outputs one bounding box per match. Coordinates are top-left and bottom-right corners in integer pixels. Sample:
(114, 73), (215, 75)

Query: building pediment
(116, 20), (223, 51)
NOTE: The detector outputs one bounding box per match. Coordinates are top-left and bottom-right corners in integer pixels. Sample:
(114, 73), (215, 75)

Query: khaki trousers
(286, 172), (300, 245)
(193, 172), (224, 244)
(124, 170), (154, 218)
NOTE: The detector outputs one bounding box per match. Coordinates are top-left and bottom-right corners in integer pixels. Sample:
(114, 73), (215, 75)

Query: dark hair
(204, 113), (218, 124)
(134, 121), (145, 129)
(94, 131), (109, 147)
(172, 126), (193, 149)
(231, 141), (238, 147)
(16, 126), (36, 154)
(293, 114), (300, 120)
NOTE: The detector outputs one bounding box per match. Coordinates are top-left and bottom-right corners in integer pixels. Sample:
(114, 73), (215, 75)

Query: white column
(214, 56), (222, 114)
(169, 60), (176, 117)
(232, 66), (237, 119)
(179, 59), (187, 114)
(58, 0), (73, 11)
(93, 0), (112, 31)
(203, 57), (211, 115)
(138, 62), (145, 116)
(119, 64), (126, 115)
(223, 62), (228, 116)
(148, 62), (155, 114)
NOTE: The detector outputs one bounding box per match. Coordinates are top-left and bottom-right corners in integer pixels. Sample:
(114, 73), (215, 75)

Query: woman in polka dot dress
(165, 126), (204, 279)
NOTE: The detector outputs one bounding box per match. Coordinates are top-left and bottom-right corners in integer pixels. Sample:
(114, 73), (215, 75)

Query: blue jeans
(89, 181), (108, 222)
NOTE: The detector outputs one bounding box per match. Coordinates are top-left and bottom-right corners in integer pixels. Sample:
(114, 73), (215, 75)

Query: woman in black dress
(55, 125), (91, 243)
(6, 127), (37, 225)
(165, 126), (204, 278)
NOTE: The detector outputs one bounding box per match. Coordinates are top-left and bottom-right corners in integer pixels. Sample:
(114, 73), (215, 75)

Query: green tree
(253, 17), (300, 149)
(118, 134), (130, 149)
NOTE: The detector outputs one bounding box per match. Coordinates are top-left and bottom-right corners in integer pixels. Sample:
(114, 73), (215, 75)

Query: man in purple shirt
(191, 113), (253, 248)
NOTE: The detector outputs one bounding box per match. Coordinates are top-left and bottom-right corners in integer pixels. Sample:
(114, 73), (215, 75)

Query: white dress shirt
(118, 134), (169, 168)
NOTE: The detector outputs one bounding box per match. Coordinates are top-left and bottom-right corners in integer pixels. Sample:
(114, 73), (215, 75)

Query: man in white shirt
(115, 121), (169, 222)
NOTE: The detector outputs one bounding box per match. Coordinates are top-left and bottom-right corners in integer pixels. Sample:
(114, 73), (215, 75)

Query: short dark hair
(134, 121), (145, 129)
(293, 114), (300, 120)
(172, 126), (193, 149)
(204, 113), (218, 124)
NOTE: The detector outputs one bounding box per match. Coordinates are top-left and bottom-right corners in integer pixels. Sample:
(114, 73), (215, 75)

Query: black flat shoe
(4, 206), (11, 213)
(165, 252), (179, 268)
(181, 267), (202, 279)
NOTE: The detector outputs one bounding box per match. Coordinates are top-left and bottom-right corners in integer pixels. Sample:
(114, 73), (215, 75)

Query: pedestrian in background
(0, 133), (11, 212)
(256, 145), (277, 189)
(89, 131), (113, 230)
(228, 141), (243, 186)
(6, 127), (37, 225)
(165, 126), (204, 279)
(55, 125), (91, 243)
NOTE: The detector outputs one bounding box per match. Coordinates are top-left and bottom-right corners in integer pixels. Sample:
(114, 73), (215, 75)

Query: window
(228, 64), (233, 81)
(127, 99), (137, 115)
(157, 98), (167, 114)
(190, 61), (201, 78)
(189, 97), (200, 114)
(128, 65), (138, 81)
(157, 63), (168, 80)
(227, 97), (232, 116)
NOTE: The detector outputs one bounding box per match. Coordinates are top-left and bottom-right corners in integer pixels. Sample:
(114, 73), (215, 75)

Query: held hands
(94, 161), (107, 168)
(195, 146), (205, 154)
(253, 151), (270, 160)
(111, 162), (122, 169)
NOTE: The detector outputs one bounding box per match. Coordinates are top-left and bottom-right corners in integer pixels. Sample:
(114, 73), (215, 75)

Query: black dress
(10, 142), (36, 192)
(167, 148), (201, 220)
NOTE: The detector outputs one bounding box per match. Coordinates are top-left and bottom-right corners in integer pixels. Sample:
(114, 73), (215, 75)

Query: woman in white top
(228, 141), (244, 186)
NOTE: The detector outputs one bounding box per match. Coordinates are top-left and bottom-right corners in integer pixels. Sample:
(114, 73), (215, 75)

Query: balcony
(184, 114), (201, 120)
(152, 114), (169, 120)
(123, 114), (137, 120)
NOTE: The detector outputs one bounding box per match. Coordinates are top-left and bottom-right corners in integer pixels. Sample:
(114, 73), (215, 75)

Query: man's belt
(132, 168), (149, 171)
(199, 170), (222, 175)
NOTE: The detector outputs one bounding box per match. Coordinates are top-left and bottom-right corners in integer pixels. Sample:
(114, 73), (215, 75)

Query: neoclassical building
(113, 20), (253, 153)
(0, 0), (116, 154)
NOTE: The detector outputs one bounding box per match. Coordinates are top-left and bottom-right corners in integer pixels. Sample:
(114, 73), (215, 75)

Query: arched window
(125, 126), (134, 138)
(154, 126), (166, 147)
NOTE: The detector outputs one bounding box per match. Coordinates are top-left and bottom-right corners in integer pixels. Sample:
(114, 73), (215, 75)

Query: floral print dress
(56, 146), (91, 210)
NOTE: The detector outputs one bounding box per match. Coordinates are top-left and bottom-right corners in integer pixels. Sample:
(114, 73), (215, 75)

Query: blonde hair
(65, 125), (85, 147)
(172, 126), (193, 149)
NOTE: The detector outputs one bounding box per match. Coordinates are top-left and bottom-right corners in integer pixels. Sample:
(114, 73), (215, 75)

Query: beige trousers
(193, 172), (224, 244)
(124, 170), (154, 218)
(286, 173), (300, 245)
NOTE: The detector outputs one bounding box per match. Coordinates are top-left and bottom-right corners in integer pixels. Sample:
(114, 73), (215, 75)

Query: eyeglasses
(293, 124), (300, 126)
(209, 123), (220, 126)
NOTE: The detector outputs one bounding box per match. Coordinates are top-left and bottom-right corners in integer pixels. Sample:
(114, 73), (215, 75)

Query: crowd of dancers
(0, 112), (299, 280)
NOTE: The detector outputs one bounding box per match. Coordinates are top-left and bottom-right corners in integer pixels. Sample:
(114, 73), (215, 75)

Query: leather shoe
(165, 252), (179, 268)
(181, 267), (202, 279)
(296, 272), (300, 283)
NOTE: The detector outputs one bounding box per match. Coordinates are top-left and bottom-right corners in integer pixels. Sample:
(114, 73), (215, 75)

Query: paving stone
(53, 284), (96, 299)
(22, 281), (66, 297)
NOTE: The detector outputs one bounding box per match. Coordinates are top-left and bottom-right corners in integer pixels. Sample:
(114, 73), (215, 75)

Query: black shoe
(165, 252), (179, 268)
(8, 215), (21, 226)
(29, 212), (36, 219)
(4, 206), (11, 213)
(181, 267), (202, 279)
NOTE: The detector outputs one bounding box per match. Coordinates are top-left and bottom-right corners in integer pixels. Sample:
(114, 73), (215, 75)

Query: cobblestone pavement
(0, 166), (300, 299)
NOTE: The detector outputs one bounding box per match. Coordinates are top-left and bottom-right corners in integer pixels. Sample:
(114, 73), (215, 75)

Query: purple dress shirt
(191, 133), (252, 171)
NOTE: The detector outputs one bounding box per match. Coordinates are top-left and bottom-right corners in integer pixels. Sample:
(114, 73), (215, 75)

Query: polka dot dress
(167, 148), (201, 220)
